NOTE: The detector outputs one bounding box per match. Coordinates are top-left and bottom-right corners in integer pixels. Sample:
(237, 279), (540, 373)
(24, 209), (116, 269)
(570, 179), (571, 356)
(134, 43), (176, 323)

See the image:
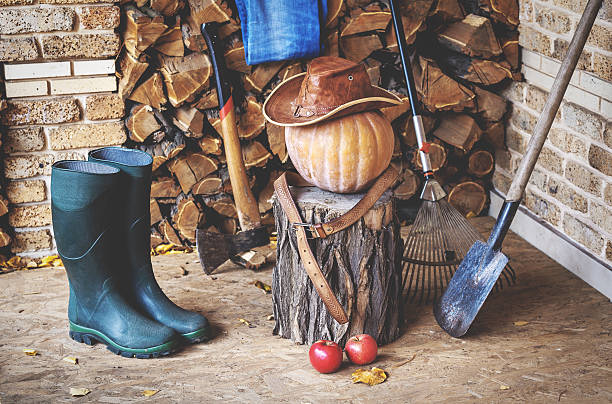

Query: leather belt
(274, 166), (398, 324)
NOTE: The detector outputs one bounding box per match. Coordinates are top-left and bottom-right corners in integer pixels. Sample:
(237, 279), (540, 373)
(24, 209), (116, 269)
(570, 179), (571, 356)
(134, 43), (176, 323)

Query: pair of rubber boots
(51, 147), (210, 358)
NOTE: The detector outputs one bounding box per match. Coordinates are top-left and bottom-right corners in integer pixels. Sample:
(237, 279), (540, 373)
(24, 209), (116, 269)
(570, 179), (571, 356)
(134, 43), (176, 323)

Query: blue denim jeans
(234, 0), (328, 65)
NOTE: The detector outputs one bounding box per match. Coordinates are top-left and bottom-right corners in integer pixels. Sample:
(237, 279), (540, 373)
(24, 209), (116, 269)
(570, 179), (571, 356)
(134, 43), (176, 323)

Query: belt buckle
(292, 223), (320, 239)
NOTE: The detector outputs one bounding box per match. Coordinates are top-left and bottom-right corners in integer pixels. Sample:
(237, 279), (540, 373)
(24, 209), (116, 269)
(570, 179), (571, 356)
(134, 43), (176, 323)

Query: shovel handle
(201, 23), (262, 230)
(506, 0), (602, 202)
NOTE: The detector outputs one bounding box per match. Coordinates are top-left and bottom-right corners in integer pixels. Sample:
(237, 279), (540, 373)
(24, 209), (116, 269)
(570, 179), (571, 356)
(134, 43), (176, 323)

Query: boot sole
(181, 326), (212, 344)
(69, 322), (180, 358)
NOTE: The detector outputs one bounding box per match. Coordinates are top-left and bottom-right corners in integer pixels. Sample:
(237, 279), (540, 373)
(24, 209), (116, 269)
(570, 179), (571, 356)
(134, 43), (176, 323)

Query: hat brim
(263, 73), (404, 127)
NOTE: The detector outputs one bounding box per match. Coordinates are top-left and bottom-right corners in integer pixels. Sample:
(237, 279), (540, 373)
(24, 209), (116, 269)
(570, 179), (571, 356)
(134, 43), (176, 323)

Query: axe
(196, 22), (269, 274)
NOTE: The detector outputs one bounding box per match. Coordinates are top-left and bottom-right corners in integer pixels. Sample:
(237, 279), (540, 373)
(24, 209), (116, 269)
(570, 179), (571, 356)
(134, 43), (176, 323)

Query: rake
(388, 0), (516, 304)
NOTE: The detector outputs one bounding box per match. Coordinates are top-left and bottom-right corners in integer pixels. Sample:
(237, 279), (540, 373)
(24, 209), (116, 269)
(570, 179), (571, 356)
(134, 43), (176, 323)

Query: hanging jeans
(234, 0), (328, 65)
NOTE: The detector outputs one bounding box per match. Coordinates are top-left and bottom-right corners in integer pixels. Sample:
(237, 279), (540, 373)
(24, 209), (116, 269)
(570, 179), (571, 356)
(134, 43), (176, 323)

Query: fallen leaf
(23, 348), (38, 356)
(266, 314), (274, 321)
(238, 318), (255, 328)
(514, 321), (529, 326)
(143, 390), (159, 397)
(41, 254), (58, 265)
(69, 387), (90, 397)
(500, 385), (510, 390)
(63, 356), (78, 365)
(39, 254), (61, 268)
(351, 367), (387, 386)
(155, 244), (174, 255)
(252, 280), (271, 294)
(6, 256), (25, 269)
(153, 244), (191, 256)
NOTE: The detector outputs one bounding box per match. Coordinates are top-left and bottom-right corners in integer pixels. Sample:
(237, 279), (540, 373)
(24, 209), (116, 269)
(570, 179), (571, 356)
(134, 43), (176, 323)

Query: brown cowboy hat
(263, 56), (403, 127)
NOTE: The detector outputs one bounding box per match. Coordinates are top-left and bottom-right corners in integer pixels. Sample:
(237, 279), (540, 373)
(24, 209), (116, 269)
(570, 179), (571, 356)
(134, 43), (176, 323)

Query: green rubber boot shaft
(89, 147), (210, 341)
(51, 161), (181, 354)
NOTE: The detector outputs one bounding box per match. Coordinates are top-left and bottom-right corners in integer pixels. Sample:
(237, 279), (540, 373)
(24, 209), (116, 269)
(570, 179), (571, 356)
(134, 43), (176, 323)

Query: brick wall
(495, 0), (612, 264)
(0, 0), (124, 256)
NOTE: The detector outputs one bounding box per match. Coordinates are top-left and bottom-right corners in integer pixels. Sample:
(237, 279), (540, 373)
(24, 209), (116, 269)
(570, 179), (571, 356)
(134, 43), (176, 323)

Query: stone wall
(495, 0), (611, 265)
(0, 0), (124, 256)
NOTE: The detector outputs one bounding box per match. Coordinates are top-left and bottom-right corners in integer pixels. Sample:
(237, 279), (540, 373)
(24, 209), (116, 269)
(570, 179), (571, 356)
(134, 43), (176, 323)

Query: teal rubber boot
(89, 147), (210, 343)
(51, 161), (182, 358)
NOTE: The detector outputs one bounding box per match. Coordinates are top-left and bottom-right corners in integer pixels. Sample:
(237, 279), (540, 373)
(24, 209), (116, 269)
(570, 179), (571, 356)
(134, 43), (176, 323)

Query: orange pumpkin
(285, 110), (394, 193)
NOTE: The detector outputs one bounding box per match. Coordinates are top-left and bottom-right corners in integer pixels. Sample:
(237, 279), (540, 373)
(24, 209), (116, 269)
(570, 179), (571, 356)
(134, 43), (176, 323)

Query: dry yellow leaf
(6, 256), (25, 269)
(351, 367), (387, 386)
(500, 385), (510, 390)
(238, 318), (255, 328)
(63, 356), (78, 365)
(153, 243), (190, 256)
(26, 260), (38, 268)
(514, 321), (529, 326)
(70, 387), (90, 397)
(23, 348), (38, 356)
(41, 255), (59, 265)
(143, 390), (159, 397)
(155, 243), (174, 255)
(253, 280), (271, 293)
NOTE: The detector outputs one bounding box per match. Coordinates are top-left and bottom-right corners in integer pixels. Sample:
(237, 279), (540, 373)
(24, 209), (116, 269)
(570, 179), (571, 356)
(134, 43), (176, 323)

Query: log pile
(0, 96), (11, 253)
(117, 0), (519, 247)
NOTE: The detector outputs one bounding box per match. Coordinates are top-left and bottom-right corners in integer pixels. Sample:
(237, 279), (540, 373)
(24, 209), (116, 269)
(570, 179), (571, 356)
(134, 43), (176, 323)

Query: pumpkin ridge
(374, 113), (383, 176)
(366, 113), (377, 186)
(306, 128), (316, 183)
(338, 117), (346, 192)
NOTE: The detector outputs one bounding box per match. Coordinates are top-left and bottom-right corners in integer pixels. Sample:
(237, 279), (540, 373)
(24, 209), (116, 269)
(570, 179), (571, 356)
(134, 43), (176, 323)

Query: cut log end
(272, 188), (402, 346)
(447, 181), (487, 217)
(468, 150), (494, 177)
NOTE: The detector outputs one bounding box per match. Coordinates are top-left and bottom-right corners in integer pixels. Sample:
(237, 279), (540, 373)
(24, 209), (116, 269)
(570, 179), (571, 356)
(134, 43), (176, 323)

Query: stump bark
(272, 187), (403, 346)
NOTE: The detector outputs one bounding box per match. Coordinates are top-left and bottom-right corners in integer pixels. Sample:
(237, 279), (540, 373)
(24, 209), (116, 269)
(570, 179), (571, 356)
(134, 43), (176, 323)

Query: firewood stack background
(116, 0), (520, 248)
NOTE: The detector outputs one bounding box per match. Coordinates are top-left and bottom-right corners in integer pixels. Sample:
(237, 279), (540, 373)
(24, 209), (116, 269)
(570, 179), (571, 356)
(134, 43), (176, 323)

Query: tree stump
(272, 187), (403, 346)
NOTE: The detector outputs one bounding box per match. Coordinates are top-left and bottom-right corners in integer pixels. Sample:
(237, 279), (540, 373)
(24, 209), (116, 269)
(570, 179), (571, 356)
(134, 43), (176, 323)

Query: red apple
(309, 340), (343, 373)
(344, 334), (378, 365)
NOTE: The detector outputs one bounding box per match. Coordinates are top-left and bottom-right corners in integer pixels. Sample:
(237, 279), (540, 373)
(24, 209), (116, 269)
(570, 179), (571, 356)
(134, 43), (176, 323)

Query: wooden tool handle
(506, 0), (602, 202)
(219, 98), (262, 229)
(202, 23), (262, 230)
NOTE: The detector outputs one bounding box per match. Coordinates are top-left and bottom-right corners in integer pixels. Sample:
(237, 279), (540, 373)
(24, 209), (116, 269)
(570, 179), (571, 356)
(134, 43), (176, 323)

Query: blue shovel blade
(434, 240), (509, 338)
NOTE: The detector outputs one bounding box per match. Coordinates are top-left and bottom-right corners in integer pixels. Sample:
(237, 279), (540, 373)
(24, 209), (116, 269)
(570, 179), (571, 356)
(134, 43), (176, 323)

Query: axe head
(196, 227), (269, 274)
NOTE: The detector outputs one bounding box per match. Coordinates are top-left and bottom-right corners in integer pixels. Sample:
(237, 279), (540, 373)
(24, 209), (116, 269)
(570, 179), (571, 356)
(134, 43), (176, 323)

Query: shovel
(434, 0), (603, 338)
(196, 23), (269, 274)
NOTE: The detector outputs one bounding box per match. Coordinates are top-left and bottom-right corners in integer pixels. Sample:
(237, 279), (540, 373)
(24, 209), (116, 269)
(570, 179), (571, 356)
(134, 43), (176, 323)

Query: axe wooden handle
(219, 97), (261, 229)
(202, 23), (261, 230)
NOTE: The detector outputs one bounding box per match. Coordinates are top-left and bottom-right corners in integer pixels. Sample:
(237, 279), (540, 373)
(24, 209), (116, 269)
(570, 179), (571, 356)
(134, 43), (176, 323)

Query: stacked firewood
(0, 96), (11, 252)
(117, 0), (519, 247)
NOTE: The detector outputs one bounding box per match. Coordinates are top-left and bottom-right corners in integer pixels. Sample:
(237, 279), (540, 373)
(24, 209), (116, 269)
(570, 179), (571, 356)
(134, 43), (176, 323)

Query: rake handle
(505, 0), (602, 202)
(389, 0), (436, 177)
(389, 0), (419, 116)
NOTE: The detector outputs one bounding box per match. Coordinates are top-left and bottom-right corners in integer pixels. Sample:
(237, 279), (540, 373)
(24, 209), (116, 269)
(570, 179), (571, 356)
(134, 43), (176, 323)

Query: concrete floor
(0, 217), (610, 403)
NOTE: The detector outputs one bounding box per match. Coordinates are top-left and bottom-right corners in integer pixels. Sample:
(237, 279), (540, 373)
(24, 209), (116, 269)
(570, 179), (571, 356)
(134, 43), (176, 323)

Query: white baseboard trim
(489, 190), (612, 301)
